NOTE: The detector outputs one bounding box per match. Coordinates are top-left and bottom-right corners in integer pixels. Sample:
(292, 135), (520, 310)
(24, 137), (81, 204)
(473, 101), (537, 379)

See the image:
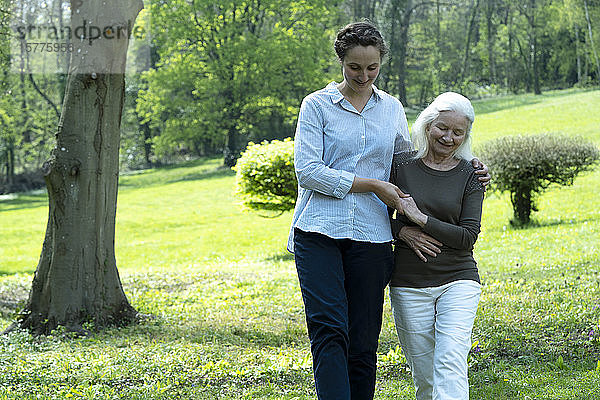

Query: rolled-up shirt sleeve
(294, 97), (355, 199)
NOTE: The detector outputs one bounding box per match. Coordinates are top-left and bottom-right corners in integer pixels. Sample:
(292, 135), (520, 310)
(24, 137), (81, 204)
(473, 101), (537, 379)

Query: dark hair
(334, 21), (388, 62)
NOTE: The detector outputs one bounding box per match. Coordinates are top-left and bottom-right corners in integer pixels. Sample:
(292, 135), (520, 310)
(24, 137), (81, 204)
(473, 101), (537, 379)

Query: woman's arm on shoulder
(471, 158), (491, 187)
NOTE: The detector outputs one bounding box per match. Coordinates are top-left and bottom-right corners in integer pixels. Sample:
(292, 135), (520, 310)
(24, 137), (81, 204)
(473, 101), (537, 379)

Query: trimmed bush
(233, 138), (296, 215)
(478, 133), (599, 225)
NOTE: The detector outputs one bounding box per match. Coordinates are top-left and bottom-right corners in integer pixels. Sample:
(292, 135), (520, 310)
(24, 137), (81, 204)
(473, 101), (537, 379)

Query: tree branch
(28, 74), (60, 119)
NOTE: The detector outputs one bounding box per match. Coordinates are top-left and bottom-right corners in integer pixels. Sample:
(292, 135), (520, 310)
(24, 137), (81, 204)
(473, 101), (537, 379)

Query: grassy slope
(0, 88), (599, 399)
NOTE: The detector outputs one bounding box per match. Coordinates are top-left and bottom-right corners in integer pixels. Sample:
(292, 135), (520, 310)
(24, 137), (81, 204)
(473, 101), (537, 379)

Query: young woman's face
(426, 111), (470, 158)
(341, 45), (381, 95)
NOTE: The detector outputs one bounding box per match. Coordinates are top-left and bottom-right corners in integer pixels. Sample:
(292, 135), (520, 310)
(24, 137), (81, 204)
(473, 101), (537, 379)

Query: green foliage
(3, 83), (600, 400)
(479, 133), (599, 225)
(2, 135), (600, 397)
(234, 138), (296, 215)
(0, 1), (9, 66)
(138, 0), (340, 166)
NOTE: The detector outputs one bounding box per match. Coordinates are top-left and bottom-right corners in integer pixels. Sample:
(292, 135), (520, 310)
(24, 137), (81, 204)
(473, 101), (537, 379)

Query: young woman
(288, 22), (489, 399)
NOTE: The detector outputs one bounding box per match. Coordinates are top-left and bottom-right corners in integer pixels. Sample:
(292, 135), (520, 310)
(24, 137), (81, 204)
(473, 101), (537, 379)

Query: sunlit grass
(0, 158), (294, 275)
(473, 88), (600, 143)
(0, 88), (599, 398)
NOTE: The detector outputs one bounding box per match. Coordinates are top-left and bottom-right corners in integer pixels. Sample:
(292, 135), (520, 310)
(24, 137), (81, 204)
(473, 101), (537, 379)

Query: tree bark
(15, 0), (143, 336)
(485, 0), (497, 84)
(352, 0), (377, 20)
(528, 0), (541, 94)
(575, 25), (582, 84)
(583, 0), (600, 84)
(460, 0), (481, 86)
(394, 0), (414, 106)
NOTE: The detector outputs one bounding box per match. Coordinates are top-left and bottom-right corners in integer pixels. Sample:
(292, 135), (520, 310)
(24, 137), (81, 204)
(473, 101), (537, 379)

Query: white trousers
(389, 280), (481, 400)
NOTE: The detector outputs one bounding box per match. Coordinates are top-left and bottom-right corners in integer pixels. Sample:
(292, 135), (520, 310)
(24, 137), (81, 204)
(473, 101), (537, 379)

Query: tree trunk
(511, 188), (533, 225)
(575, 25), (582, 84)
(352, 0), (377, 20)
(485, 0), (497, 84)
(583, 0), (600, 83)
(15, 0), (143, 336)
(397, 0), (413, 106)
(224, 127), (240, 168)
(508, 6), (517, 93)
(460, 0), (481, 87)
(6, 142), (14, 187)
(529, 0), (541, 94)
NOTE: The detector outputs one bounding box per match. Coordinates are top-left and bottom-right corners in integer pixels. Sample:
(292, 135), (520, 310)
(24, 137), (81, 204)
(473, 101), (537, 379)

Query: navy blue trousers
(293, 228), (394, 400)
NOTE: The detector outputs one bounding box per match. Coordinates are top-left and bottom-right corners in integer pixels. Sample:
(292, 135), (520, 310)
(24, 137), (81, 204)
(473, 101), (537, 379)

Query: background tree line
(1, 0), (599, 191)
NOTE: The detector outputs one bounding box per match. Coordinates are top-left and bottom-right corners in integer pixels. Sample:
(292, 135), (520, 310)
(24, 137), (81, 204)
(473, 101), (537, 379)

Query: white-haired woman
(389, 92), (484, 400)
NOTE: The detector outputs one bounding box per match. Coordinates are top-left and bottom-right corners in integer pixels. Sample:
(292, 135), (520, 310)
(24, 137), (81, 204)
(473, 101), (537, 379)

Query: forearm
(296, 162), (355, 199)
(421, 188), (483, 249)
(350, 176), (383, 193)
(352, 176), (407, 210)
(422, 217), (479, 249)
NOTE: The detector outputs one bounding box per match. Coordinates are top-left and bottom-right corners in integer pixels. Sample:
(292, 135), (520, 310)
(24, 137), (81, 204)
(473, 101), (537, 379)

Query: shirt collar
(326, 81), (384, 104)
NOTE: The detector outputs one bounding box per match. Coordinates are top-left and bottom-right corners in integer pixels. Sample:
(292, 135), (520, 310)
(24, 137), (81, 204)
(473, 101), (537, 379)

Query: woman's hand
(375, 181), (410, 211)
(398, 196), (428, 227)
(471, 158), (491, 188)
(397, 226), (443, 262)
(351, 178), (409, 212)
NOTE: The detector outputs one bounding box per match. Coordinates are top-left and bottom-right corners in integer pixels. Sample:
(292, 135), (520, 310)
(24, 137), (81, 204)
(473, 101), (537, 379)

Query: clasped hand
(396, 196), (427, 227)
(377, 183), (442, 263)
(373, 182), (423, 225)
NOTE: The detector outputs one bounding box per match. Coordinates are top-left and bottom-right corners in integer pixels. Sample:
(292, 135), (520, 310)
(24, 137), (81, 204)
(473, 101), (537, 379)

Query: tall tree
(583, 0), (600, 83)
(459, 0), (481, 86)
(351, 0), (378, 20)
(12, 0), (143, 335)
(484, 0), (498, 84)
(139, 0), (338, 167)
(0, 0), (14, 189)
(517, 0), (543, 94)
(380, 0), (432, 106)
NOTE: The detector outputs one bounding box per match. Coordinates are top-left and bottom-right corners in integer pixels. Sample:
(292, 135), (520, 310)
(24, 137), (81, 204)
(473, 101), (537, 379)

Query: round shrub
(233, 138), (297, 215)
(478, 133), (599, 225)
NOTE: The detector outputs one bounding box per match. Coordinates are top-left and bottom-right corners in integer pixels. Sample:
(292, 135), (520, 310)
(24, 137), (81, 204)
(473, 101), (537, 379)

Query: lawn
(0, 88), (599, 399)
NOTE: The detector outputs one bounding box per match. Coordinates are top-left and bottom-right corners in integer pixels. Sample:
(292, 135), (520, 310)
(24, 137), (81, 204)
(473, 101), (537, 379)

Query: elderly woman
(389, 92), (484, 400)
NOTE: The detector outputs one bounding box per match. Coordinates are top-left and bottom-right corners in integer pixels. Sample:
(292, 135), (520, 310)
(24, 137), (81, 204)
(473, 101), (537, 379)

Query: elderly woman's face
(426, 111), (469, 159)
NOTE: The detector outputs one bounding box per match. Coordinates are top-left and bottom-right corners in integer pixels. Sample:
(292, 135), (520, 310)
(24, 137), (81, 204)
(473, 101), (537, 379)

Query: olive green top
(389, 151), (485, 288)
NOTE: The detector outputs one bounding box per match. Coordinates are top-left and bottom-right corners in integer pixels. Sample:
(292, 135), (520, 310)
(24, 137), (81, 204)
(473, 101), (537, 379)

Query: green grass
(0, 87), (599, 399)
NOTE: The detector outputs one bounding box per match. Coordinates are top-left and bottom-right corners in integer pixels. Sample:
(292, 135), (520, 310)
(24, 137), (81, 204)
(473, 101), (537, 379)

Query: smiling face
(340, 45), (381, 96)
(426, 110), (470, 159)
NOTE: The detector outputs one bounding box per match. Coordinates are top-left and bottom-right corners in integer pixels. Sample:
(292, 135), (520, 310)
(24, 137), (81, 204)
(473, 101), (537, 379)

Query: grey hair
(411, 92), (475, 161)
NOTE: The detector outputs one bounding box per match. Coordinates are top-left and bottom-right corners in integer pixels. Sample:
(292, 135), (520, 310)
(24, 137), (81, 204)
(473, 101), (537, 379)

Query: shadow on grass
(119, 161), (234, 189)
(492, 214), (599, 232)
(0, 190), (47, 212)
(113, 318), (306, 350)
(167, 167), (235, 184)
(0, 278), (29, 319)
(264, 252), (294, 262)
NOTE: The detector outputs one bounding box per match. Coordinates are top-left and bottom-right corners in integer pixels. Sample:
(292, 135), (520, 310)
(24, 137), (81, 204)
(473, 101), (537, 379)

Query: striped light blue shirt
(287, 82), (411, 252)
